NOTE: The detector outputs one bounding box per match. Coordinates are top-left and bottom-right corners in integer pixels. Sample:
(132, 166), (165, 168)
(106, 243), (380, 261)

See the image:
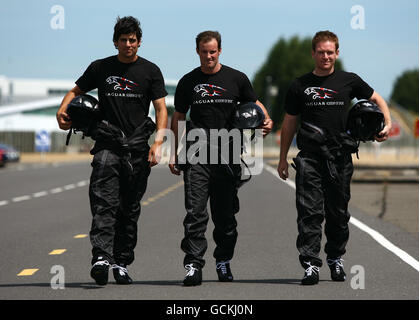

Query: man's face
(312, 40), (339, 72)
(196, 38), (221, 72)
(115, 33), (140, 60)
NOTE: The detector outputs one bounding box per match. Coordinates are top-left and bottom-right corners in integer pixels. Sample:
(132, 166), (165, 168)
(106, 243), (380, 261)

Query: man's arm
(255, 100), (274, 137)
(368, 91), (392, 142)
(168, 111), (186, 175)
(277, 113), (299, 180)
(56, 86), (85, 130)
(148, 97), (168, 167)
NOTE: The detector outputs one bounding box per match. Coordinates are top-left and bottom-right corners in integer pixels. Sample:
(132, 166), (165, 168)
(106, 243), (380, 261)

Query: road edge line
(263, 164), (419, 272)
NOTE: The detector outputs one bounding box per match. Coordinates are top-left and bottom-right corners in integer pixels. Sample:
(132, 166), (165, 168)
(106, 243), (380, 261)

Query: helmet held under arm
(65, 94), (101, 145)
(231, 102), (265, 130)
(346, 100), (384, 142)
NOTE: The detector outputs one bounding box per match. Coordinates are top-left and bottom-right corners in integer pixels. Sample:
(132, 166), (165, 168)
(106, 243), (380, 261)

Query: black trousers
(181, 163), (240, 268)
(293, 151), (353, 268)
(89, 149), (150, 265)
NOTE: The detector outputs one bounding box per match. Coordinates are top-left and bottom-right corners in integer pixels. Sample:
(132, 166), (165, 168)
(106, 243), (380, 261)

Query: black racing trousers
(181, 163), (241, 268)
(89, 149), (150, 266)
(293, 151), (353, 268)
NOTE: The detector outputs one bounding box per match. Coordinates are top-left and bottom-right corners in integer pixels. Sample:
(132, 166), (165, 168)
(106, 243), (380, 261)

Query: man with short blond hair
(277, 30), (391, 285)
(311, 30), (339, 51)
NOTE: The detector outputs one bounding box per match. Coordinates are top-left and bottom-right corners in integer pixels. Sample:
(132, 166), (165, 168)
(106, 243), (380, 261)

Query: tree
(390, 69), (419, 114)
(252, 35), (343, 130)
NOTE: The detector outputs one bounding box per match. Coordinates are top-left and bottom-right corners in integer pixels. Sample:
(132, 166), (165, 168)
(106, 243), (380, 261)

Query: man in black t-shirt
(56, 16), (168, 286)
(277, 31), (391, 285)
(169, 31), (273, 286)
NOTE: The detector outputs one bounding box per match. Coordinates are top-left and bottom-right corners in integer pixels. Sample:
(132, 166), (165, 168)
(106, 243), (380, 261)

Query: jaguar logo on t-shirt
(194, 84), (227, 97)
(106, 76), (139, 91)
(304, 87), (338, 100)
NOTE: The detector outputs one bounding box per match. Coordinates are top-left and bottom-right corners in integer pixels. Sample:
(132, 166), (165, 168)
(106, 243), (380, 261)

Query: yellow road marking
(17, 269), (39, 276)
(141, 181), (184, 207)
(74, 234), (88, 239)
(17, 182), (184, 279)
(49, 249), (67, 255)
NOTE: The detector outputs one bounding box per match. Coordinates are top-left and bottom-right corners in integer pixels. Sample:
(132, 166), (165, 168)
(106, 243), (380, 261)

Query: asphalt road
(0, 160), (418, 302)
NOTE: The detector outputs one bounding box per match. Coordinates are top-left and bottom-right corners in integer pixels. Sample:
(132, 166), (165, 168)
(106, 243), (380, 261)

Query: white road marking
(0, 180), (90, 208)
(12, 195), (31, 202)
(63, 184), (76, 190)
(32, 191), (48, 198)
(50, 187), (63, 194)
(349, 217), (419, 272)
(76, 180), (88, 187)
(263, 164), (419, 272)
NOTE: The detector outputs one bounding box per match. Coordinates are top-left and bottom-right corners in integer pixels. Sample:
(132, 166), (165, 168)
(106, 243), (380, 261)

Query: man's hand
(261, 118), (273, 137)
(148, 141), (162, 167)
(149, 97), (168, 167)
(254, 100), (273, 137)
(369, 91), (392, 143)
(374, 123), (391, 142)
(56, 86), (84, 131)
(169, 111), (186, 176)
(169, 163), (181, 175)
(277, 113), (298, 181)
(56, 110), (72, 130)
(168, 152), (181, 175)
(277, 158), (289, 180)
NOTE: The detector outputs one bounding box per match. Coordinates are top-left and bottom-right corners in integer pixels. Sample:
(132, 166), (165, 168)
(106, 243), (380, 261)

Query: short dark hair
(312, 30), (339, 52)
(196, 31), (221, 50)
(113, 16), (142, 43)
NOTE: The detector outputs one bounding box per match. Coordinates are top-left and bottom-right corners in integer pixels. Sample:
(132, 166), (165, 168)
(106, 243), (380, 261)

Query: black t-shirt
(174, 65), (257, 129)
(285, 70), (374, 134)
(76, 55), (167, 136)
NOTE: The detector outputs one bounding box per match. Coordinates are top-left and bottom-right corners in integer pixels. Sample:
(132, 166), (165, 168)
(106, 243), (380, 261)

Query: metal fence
(0, 131), (94, 153)
(0, 126), (418, 157)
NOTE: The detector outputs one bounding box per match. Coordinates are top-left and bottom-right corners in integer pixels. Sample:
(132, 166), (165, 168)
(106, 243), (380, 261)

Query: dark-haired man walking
(57, 16), (168, 285)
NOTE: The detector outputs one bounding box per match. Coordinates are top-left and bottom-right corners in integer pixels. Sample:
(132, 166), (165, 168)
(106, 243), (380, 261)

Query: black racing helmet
(347, 100), (384, 142)
(66, 94), (100, 135)
(231, 102), (265, 129)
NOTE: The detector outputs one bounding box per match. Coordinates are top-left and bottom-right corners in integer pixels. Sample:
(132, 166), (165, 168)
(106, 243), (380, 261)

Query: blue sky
(1, 0), (418, 100)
